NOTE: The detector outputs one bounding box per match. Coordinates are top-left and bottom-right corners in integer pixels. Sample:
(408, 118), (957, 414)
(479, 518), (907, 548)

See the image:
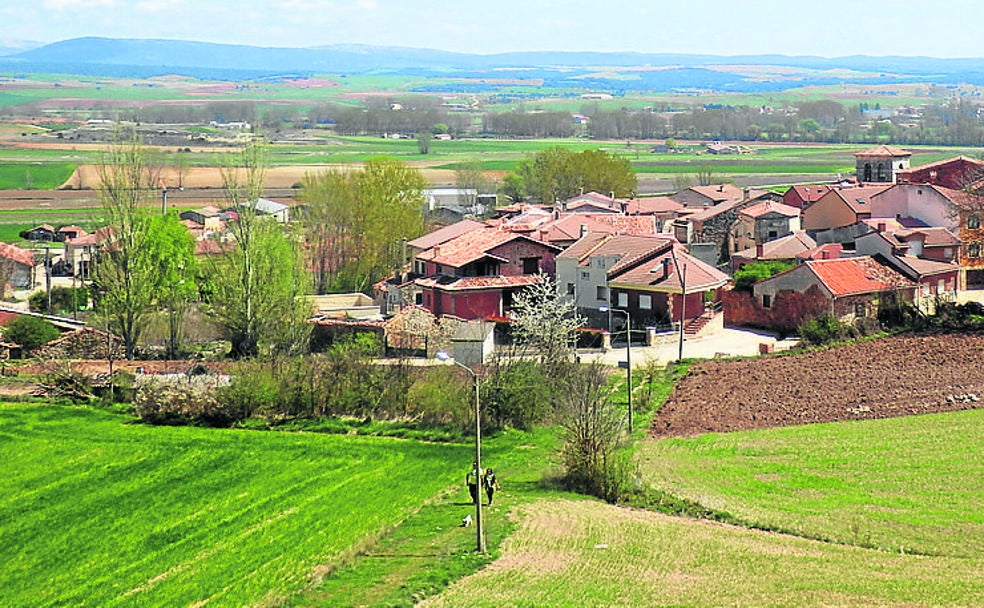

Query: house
(854, 145), (912, 184)
(412, 227), (562, 320)
(854, 231), (960, 312)
(180, 205), (226, 229)
(423, 188), (495, 215)
(605, 239), (732, 336)
(670, 183), (746, 209)
(236, 198), (290, 222)
(557, 191), (624, 214)
(673, 191), (783, 266)
(730, 231), (817, 272)
(783, 184), (832, 210)
(19, 224), (56, 242)
(751, 257), (916, 330)
(0, 242), (36, 289)
(623, 196), (685, 226)
(405, 219), (487, 276)
(556, 232), (676, 320)
(801, 185), (891, 232)
(897, 155), (984, 190)
(517, 213), (660, 249)
(64, 226), (113, 277)
(56, 225), (87, 241)
(729, 200), (801, 254)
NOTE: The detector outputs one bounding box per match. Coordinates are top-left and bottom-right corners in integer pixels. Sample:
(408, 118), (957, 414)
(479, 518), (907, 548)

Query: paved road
(581, 327), (800, 368)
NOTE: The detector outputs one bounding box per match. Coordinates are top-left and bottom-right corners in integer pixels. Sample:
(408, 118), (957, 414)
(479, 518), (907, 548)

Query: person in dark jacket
(466, 461), (480, 505)
(483, 468), (499, 505)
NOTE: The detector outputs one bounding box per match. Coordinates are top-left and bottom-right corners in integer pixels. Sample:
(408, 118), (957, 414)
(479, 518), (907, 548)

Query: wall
(724, 285), (829, 334)
(489, 239), (558, 276)
(803, 192), (861, 231)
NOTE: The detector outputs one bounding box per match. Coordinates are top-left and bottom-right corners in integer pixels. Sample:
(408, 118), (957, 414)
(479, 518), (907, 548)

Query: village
(0, 145), (982, 370)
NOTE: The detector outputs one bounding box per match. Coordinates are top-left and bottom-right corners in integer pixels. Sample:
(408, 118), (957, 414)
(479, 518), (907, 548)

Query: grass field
(635, 409), (984, 558)
(0, 163), (77, 189)
(0, 403), (479, 607)
(418, 498), (983, 607)
(419, 410), (984, 607)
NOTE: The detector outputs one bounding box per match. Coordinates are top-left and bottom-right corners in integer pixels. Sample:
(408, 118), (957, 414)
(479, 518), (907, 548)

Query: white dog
(461, 514), (473, 527)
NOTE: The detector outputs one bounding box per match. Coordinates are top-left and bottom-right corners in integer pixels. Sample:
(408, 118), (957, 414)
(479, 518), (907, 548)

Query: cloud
(135, 0), (185, 12)
(42, 0), (116, 9)
(355, 0), (377, 8)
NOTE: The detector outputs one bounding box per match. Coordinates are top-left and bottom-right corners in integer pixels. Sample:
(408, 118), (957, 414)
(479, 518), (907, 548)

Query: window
(762, 294), (772, 309)
(617, 292), (628, 307)
(413, 259), (427, 274)
(639, 294), (652, 310)
(768, 230), (778, 240)
(944, 248), (953, 259)
(596, 285), (608, 301)
(567, 283), (575, 295)
(969, 243), (981, 258)
(581, 271), (590, 280)
(855, 302), (867, 318)
(968, 214), (981, 230)
(522, 257), (540, 274)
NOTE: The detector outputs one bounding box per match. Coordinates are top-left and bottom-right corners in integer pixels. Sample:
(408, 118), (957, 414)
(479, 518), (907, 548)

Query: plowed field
(652, 332), (984, 436)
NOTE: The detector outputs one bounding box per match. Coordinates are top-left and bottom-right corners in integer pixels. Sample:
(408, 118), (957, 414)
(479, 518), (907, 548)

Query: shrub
(733, 260), (795, 292)
(797, 313), (846, 346)
(134, 378), (231, 426)
(482, 358), (551, 430)
(29, 286), (89, 315)
(3, 315), (60, 351)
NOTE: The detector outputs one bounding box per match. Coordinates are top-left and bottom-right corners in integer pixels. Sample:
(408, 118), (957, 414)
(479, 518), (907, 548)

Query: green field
(0, 403), (477, 607)
(419, 410), (984, 607)
(0, 163), (77, 189)
(2, 400), (982, 606)
(636, 409), (984, 558)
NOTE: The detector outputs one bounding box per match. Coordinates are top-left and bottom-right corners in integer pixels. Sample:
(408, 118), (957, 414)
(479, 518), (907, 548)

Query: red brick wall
(489, 240), (558, 276)
(723, 286), (829, 334)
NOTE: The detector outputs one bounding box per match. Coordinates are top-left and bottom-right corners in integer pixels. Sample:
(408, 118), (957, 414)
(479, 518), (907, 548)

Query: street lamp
(671, 251), (688, 363)
(599, 305), (632, 432)
(161, 185), (183, 214)
(435, 349), (486, 553)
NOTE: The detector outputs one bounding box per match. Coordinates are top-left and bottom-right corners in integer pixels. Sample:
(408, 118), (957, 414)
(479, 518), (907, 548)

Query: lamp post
(599, 305), (632, 432)
(671, 250), (688, 363)
(435, 350), (486, 553)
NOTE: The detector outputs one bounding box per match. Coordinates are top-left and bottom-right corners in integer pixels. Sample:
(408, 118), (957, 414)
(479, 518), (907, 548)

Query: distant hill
(0, 38), (43, 57)
(4, 37), (984, 91)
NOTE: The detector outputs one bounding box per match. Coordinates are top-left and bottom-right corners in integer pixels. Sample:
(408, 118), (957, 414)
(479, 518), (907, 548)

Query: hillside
(5, 37), (984, 90)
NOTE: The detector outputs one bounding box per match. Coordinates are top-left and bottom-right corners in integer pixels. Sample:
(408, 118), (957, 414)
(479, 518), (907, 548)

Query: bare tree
(558, 363), (629, 502)
(510, 273), (585, 377)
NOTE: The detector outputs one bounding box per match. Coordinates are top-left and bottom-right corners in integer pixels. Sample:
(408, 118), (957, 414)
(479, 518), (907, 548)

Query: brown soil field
(653, 332), (984, 437)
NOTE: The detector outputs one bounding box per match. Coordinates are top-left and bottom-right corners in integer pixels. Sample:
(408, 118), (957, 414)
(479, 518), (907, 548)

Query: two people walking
(465, 461), (499, 506)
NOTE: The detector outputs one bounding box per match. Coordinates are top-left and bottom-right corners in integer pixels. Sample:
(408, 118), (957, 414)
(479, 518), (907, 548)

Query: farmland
(0, 404), (479, 607)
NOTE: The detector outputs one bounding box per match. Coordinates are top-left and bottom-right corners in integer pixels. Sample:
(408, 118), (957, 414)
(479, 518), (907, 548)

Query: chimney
(718, 185), (724, 192)
(662, 258), (671, 280)
(580, 224), (588, 237)
(755, 242), (764, 258)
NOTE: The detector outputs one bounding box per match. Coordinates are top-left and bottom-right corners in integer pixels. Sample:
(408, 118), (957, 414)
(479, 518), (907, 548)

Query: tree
(455, 158), (489, 209)
(510, 273), (585, 377)
(299, 157), (425, 293)
(92, 126), (158, 359)
(416, 131), (432, 154)
(3, 315), (60, 352)
(513, 147), (637, 203)
(208, 139), (311, 358)
(143, 213), (198, 359)
(558, 362), (629, 503)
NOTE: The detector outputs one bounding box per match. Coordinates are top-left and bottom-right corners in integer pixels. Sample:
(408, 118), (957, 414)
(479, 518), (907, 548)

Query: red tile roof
(417, 228), (555, 268)
(829, 185), (892, 213)
(806, 257), (913, 297)
(406, 219), (487, 251)
(786, 184), (832, 204)
(854, 145), (912, 157)
(415, 274), (541, 291)
(608, 243), (731, 293)
(734, 231), (817, 260)
(739, 200), (801, 219)
(624, 196), (683, 215)
(0, 242), (35, 267)
(529, 213), (659, 244)
(558, 233), (674, 266)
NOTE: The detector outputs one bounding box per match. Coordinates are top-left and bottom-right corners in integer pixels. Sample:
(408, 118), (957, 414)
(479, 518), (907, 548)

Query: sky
(4, 0), (984, 58)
